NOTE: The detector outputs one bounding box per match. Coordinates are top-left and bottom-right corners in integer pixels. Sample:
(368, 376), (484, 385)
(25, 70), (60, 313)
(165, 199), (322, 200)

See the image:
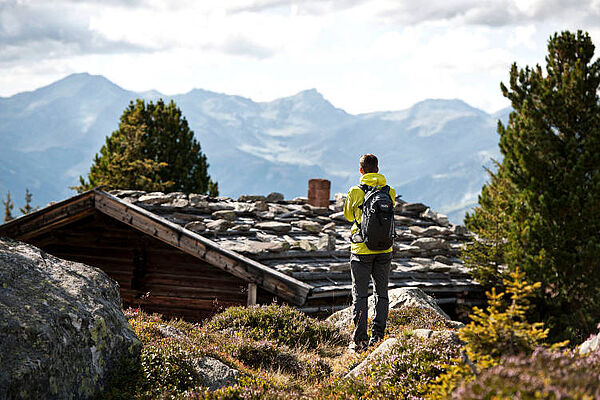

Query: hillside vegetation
(101, 272), (599, 399)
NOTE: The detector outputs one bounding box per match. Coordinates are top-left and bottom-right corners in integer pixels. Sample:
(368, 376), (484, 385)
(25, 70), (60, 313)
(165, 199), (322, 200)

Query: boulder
(255, 221), (292, 233)
(579, 327), (600, 355)
(346, 338), (399, 377)
(193, 356), (239, 390)
(326, 287), (450, 329)
(266, 192), (284, 202)
(412, 329), (460, 344)
(0, 238), (140, 399)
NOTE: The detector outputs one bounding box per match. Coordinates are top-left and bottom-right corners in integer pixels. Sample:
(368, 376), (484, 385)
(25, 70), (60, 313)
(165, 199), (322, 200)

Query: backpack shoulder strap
(358, 183), (372, 193)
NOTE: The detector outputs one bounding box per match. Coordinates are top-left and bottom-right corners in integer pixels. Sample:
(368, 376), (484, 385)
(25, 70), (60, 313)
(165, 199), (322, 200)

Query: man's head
(359, 154), (379, 175)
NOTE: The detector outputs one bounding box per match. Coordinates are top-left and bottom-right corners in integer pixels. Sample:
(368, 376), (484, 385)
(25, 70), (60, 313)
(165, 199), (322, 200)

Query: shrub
(427, 269), (567, 399)
(185, 376), (307, 400)
(231, 339), (302, 375)
(454, 348), (600, 399)
(320, 332), (461, 399)
(205, 304), (347, 349)
(386, 306), (457, 334)
(140, 340), (199, 395)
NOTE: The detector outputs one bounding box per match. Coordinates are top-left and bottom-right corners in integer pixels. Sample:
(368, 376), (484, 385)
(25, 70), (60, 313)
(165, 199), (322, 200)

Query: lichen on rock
(0, 238), (141, 399)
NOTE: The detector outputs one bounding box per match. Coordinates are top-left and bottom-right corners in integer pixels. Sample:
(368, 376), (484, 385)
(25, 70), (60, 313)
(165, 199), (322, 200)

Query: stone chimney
(308, 179), (331, 208)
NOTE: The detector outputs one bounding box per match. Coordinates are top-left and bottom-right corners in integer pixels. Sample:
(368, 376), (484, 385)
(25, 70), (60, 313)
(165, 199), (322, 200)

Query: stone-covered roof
(109, 189), (482, 313)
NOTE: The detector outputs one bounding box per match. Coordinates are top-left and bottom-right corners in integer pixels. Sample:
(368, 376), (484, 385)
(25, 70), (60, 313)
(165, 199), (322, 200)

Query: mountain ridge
(0, 73), (503, 223)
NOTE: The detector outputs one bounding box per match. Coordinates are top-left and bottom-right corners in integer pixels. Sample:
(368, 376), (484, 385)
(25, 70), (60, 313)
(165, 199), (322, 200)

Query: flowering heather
(386, 306), (457, 334)
(321, 333), (461, 399)
(454, 347), (600, 399)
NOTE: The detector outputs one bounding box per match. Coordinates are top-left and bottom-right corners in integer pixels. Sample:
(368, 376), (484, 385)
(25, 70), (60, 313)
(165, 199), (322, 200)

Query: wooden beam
(247, 283), (257, 306)
(0, 192), (95, 240)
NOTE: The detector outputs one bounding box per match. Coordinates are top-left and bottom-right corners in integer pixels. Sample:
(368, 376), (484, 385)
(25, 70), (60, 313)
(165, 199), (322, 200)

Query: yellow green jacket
(344, 173), (396, 255)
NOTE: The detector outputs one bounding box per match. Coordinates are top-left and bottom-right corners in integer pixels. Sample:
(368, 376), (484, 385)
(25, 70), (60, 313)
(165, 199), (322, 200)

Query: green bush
(140, 340), (199, 395)
(454, 348), (600, 399)
(205, 304), (347, 349)
(184, 376), (306, 400)
(386, 306), (457, 334)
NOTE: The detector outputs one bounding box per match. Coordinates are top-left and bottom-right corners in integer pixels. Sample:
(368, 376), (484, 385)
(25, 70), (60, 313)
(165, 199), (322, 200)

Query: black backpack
(351, 184), (396, 250)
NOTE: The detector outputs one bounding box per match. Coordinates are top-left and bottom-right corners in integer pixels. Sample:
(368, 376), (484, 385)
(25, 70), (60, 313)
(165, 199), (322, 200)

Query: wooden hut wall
(26, 210), (250, 320)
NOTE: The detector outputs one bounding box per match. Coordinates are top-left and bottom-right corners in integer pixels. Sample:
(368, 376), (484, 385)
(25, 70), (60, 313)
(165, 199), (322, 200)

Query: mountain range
(0, 73), (508, 223)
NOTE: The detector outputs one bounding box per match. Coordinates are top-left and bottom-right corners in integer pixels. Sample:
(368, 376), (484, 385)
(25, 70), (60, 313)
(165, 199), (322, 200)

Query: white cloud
(1, 0), (599, 115)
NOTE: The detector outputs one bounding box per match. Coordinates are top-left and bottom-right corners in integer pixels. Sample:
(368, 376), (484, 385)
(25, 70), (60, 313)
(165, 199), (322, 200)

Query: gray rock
(434, 255), (453, 265)
(394, 215), (415, 226)
(109, 190), (145, 198)
(292, 220), (322, 233)
(212, 210), (236, 221)
(185, 221), (207, 233)
(421, 208), (450, 226)
(208, 202), (235, 212)
(230, 224), (251, 232)
(252, 201), (270, 212)
(255, 221), (292, 233)
(346, 338), (399, 377)
(579, 331), (600, 355)
(189, 194), (209, 209)
(193, 356), (239, 391)
(330, 211), (347, 222)
(238, 195), (267, 202)
(317, 234), (337, 251)
(333, 193), (346, 212)
(0, 238), (141, 399)
(323, 222), (336, 232)
(169, 198), (189, 208)
(137, 192), (171, 205)
(412, 329), (460, 344)
(206, 219), (234, 232)
(402, 203), (429, 214)
(327, 287), (450, 329)
(410, 226), (451, 237)
(410, 237), (450, 251)
(266, 192), (284, 202)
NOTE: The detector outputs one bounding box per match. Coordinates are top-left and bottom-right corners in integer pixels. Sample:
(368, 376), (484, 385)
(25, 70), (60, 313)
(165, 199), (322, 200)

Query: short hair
(360, 154), (379, 173)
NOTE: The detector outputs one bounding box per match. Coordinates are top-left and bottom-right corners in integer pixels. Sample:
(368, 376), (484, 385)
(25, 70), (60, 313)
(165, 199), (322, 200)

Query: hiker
(344, 154), (396, 352)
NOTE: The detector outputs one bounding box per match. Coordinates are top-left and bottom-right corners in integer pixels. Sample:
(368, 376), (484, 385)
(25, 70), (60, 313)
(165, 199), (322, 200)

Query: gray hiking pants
(350, 252), (392, 344)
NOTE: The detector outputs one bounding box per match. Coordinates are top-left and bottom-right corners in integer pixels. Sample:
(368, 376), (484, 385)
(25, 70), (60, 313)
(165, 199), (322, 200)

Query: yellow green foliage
(427, 268), (566, 399)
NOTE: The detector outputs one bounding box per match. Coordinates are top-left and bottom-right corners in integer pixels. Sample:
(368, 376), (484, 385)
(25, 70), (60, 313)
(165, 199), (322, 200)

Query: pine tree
(19, 188), (38, 215)
(463, 30), (600, 342)
(3, 192), (14, 222)
(75, 99), (218, 196)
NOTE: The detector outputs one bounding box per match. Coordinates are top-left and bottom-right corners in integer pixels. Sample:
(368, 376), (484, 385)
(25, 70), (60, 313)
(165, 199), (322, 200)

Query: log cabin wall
(26, 210), (251, 320)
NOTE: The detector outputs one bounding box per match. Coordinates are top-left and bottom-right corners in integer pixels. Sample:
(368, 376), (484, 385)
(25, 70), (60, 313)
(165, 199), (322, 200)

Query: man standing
(344, 154), (396, 351)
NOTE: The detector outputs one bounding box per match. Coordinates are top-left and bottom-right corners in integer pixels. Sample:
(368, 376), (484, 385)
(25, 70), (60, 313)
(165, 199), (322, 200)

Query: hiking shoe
(348, 341), (368, 353)
(368, 336), (383, 348)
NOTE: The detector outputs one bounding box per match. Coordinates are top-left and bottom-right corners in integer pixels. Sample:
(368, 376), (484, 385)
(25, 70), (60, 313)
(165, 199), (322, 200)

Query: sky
(1, 0), (599, 114)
